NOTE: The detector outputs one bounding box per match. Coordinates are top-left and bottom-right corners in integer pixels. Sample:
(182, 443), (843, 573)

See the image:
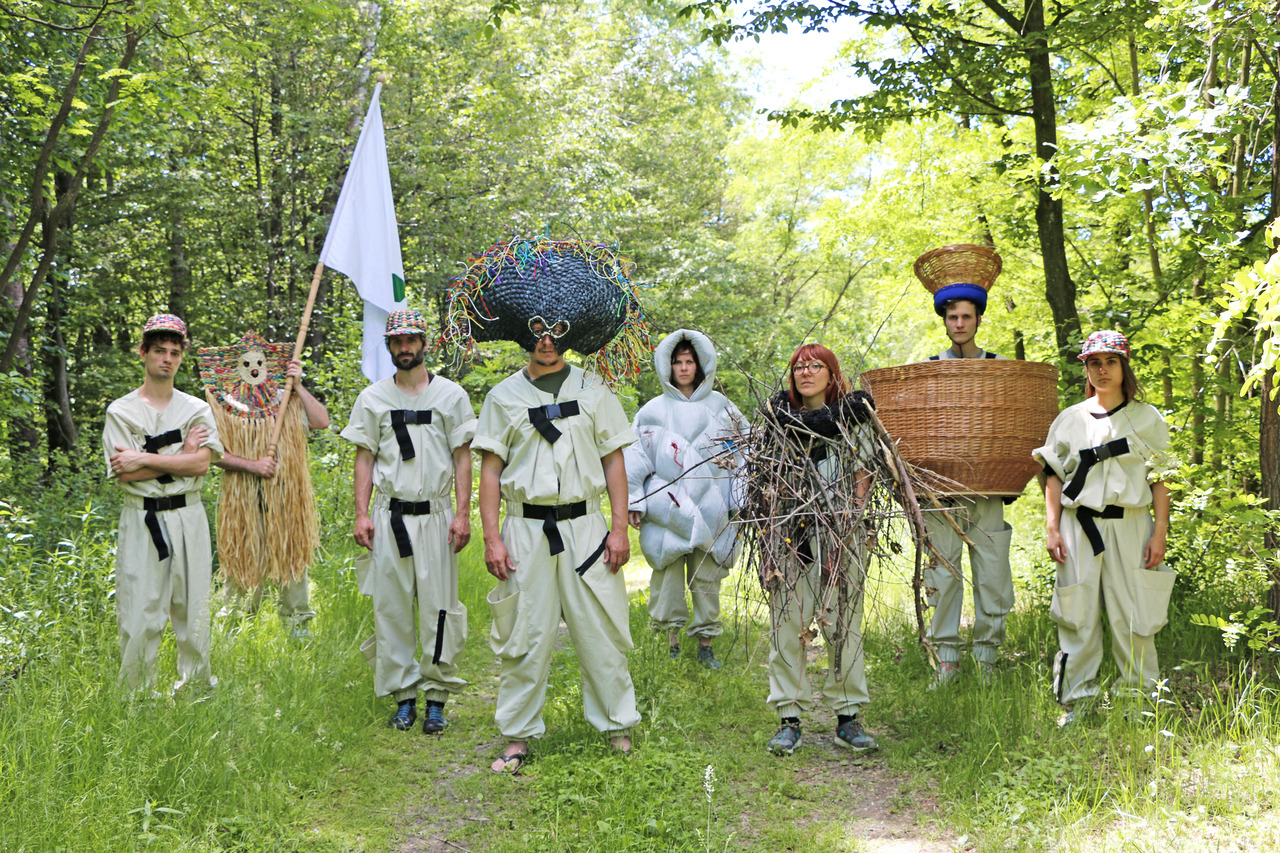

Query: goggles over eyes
(528, 316), (571, 339)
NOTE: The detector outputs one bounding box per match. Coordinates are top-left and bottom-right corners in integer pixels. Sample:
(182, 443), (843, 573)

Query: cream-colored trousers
(487, 511), (640, 740)
(366, 500), (467, 703)
(1050, 506), (1174, 705)
(115, 496), (213, 692)
(766, 537), (869, 718)
(648, 549), (728, 639)
(923, 496), (1014, 665)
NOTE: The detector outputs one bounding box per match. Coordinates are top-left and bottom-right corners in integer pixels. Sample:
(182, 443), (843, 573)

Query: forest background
(4, 0), (1280, 851)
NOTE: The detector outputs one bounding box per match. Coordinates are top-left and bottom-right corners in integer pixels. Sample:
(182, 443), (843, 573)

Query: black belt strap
(389, 410), (433, 461)
(389, 497), (432, 558)
(143, 428), (182, 484)
(527, 400), (580, 444)
(520, 500), (588, 555)
(431, 609), (446, 664)
(1062, 438), (1130, 502)
(141, 494), (188, 560)
(1074, 505), (1125, 556)
(574, 534), (610, 576)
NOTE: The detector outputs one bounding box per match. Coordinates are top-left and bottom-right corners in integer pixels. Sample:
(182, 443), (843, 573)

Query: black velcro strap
(388, 497), (432, 558)
(1062, 438), (1130, 502)
(431, 609), (446, 664)
(575, 534), (610, 576)
(389, 410), (433, 461)
(1074, 505), (1125, 556)
(520, 501), (588, 556)
(985, 351), (998, 359)
(143, 429), (183, 484)
(140, 494), (187, 560)
(928, 355), (939, 361)
(527, 400), (581, 444)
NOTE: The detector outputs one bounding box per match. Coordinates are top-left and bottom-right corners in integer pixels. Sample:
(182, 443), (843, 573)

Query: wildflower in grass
(703, 764), (716, 801)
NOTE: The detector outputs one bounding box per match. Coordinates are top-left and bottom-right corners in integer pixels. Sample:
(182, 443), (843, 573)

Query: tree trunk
(43, 172), (79, 469)
(0, 21), (139, 374)
(1023, 1), (1082, 378)
(1191, 275), (1206, 465)
(1262, 368), (1280, 619)
(1, 199), (39, 458)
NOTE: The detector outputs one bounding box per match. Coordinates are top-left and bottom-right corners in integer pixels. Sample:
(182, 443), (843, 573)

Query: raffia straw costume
(104, 314), (224, 692)
(448, 237), (650, 743)
(197, 332), (319, 614)
(916, 245), (1015, 676)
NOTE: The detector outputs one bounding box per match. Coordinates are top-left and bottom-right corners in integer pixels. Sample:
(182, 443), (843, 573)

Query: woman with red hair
(754, 343), (879, 755)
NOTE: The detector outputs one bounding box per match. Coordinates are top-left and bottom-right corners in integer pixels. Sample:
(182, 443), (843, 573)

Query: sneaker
(834, 718), (879, 752)
(697, 645), (722, 670)
(978, 661), (994, 685)
(422, 701), (446, 735)
(289, 625), (313, 641)
(927, 662), (960, 691)
(767, 720), (802, 755)
(669, 643), (681, 660)
(1056, 709), (1077, 729)
(388, 699), (416, 730)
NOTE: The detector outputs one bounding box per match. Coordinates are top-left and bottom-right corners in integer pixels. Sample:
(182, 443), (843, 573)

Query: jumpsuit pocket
(1130, 568), (1175, 635)
(1050, 580), (1093, 632)
(486, 586), (530, 659)
(355, 552), (374, 596)
(432, 604), (468, 666)
(976, 523), (1015, 617)
(359, 634), (377, 673)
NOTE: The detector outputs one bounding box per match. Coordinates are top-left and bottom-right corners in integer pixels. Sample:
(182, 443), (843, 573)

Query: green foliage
(1192, 607), (1280, 654)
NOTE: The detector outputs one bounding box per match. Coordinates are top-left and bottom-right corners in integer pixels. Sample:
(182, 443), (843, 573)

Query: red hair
(787, 343), (850, 409)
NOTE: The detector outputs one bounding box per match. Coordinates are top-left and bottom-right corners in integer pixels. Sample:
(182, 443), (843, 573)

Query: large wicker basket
(860, 360), (1060, 497)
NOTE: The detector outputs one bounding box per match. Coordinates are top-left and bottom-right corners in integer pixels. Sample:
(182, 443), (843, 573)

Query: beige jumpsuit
(341, 375), (476, 703)
(103, 389), (223, 691)
(1034, 399), (1173, 705)
(475, 366), (640, 740)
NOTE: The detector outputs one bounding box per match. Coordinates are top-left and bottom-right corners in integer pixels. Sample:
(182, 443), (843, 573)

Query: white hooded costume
(625, 330), (746, 638)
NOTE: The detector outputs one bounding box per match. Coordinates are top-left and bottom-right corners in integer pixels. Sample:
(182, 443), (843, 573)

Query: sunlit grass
(3, 483), (1280, 851)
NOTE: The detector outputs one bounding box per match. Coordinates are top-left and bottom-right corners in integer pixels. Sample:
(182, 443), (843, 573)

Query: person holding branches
(1034, 330), (1173, 727)
(755, 343), (879, 755)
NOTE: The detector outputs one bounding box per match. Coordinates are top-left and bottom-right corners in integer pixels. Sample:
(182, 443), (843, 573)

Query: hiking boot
(767, 720), (802, 755)
(927, 662), (960, 691)
(835, 718), (879, 752)
(422, 701), (447, 735)
(697, 645), (722, 670)
(669, 643), (681, 660)
(388, 699), (416, 731)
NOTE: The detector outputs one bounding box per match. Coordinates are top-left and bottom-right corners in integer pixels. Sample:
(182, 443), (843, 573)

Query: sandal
(490, 748), (529, 775)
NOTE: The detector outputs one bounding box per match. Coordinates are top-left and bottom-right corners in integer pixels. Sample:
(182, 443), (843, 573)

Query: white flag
(319, 81), (406, 381)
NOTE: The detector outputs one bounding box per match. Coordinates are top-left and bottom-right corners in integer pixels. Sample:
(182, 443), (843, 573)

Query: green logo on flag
(393, 273), (405, 302)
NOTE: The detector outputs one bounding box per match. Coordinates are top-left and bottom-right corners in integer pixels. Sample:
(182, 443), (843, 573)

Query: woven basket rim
(913, 244), (1003, 295)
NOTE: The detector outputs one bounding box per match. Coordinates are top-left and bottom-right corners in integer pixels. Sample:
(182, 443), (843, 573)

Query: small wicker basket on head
(914, 244), (1003, 294)
(861, 360), (1059, 497)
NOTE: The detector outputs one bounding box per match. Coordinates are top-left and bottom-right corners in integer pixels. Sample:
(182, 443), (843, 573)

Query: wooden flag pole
(267, 261), (326, 459)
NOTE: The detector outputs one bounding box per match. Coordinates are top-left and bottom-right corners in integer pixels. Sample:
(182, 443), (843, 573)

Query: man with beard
(340, 309), (476, 733)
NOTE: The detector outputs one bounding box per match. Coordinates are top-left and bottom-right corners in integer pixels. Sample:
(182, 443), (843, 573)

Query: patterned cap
(384, 308), (428, 338)
(142, 313), (188, 342)
(1078, 330), (1130, 361)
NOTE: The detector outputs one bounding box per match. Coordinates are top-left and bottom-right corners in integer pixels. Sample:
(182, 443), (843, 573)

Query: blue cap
(933, 283), (988, 317)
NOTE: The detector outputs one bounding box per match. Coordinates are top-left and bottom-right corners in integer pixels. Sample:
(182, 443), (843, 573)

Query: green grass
(4, 485), (1280, 851)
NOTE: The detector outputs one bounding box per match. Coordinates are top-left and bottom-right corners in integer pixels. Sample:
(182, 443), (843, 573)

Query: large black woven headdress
(444, 237), (650, 383)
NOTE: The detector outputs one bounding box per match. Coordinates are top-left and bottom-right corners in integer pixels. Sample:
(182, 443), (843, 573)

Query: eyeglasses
(791, 362), (827, 375)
